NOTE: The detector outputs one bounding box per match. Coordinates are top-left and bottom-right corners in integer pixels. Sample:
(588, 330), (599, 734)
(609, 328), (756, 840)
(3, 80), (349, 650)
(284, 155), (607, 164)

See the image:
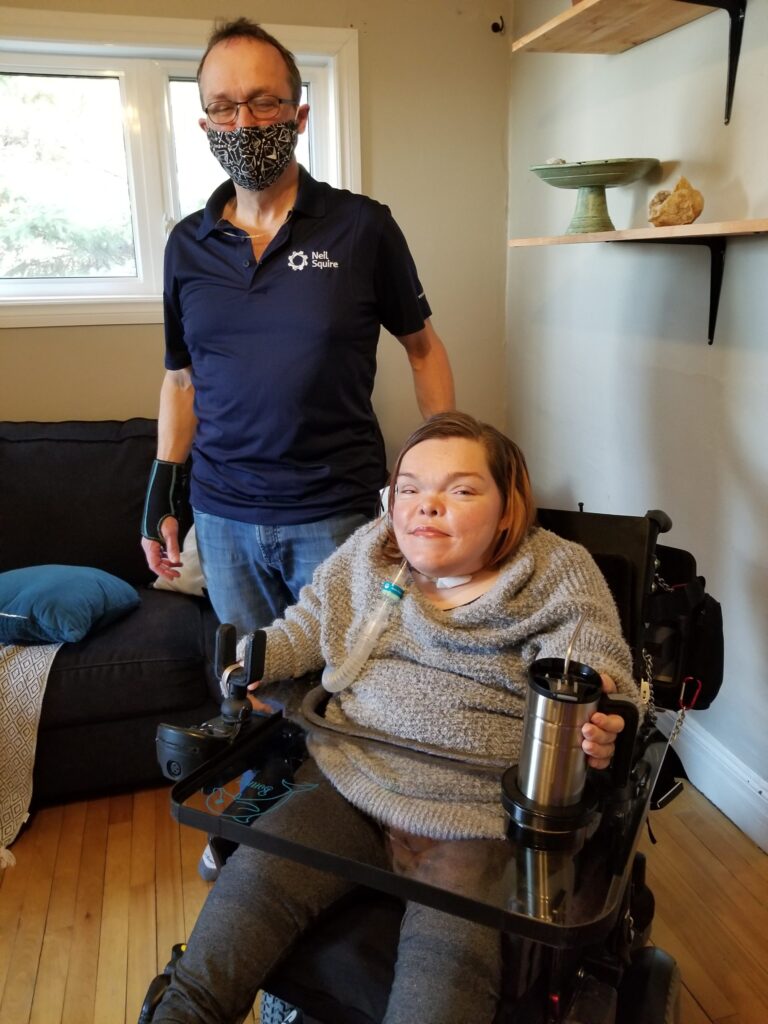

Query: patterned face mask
(206, 121), (299, 191)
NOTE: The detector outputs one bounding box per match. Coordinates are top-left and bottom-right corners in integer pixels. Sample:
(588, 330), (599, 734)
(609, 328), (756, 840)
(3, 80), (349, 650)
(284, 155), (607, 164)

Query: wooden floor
(0, 782), (766, 1024)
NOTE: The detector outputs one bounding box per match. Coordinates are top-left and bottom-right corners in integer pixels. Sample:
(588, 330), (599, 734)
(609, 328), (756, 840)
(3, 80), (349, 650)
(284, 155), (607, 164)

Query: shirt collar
(196, 165), (326, 241)
(293, 165), (327, 219)
(197, 179), (235, 240)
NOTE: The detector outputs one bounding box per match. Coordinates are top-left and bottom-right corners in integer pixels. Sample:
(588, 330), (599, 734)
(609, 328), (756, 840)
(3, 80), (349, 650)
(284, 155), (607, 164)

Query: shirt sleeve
(373, 207), (432, 337)
(163, 228), (192, 371)
(261, 586), (326, 683)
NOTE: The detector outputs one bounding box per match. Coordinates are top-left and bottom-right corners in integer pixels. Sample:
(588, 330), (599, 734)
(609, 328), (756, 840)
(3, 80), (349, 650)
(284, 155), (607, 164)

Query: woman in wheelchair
(152, 411), (641, 1024)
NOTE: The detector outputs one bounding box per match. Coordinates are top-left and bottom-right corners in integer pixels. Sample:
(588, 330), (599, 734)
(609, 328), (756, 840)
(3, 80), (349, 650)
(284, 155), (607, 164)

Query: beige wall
(0, 0), (512, 463)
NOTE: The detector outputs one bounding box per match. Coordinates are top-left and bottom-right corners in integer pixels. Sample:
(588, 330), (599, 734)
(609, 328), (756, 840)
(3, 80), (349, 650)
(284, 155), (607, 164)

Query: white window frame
(0, 7), (360, 328)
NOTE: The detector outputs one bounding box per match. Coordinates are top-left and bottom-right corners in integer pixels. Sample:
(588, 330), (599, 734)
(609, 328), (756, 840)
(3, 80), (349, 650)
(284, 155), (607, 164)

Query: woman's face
(392, 437), (508, 579)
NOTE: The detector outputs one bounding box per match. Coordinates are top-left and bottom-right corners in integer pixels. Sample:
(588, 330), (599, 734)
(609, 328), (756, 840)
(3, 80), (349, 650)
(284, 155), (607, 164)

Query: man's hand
(141, 516), (182, 580)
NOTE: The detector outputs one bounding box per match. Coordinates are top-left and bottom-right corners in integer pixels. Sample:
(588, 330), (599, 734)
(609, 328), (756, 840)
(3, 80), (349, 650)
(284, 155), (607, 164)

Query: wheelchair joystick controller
(216, 624), (264, 727)
(155, 625), (267, 782)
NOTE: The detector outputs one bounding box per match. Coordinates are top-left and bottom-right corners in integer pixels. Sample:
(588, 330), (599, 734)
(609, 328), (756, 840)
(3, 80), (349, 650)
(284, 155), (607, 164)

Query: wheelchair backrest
(536, 508), (668, 679)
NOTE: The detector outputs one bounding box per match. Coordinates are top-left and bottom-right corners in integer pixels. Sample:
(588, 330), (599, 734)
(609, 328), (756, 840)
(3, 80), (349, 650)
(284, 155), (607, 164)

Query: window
(1, 71), (136, 281)
(0, 9), (360, 327)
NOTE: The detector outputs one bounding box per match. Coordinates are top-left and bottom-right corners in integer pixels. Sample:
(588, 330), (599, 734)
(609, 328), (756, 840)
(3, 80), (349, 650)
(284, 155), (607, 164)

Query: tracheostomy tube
(321, 560), (408, 693)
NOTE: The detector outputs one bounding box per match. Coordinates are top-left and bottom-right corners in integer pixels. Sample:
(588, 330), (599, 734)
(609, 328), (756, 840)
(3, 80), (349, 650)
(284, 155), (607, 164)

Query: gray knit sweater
(260, 519), (637, 840)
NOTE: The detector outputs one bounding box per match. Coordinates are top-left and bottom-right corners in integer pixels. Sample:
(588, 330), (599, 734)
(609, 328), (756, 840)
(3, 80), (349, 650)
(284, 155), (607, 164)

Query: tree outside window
(0, 72), (136, 279)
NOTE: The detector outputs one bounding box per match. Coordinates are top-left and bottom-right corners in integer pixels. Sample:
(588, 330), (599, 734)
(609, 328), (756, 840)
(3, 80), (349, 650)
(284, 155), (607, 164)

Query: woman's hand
(581, 673), (625, 770)
(246, 680), (275, 716)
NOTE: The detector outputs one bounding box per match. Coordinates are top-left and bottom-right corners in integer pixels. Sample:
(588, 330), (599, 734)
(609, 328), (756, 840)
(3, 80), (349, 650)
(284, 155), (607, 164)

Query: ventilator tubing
(321, 561), (408, 693)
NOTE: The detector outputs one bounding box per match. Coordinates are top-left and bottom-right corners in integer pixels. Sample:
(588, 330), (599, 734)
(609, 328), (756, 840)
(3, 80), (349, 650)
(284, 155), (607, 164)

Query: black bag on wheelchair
(643, 544), (724, 711)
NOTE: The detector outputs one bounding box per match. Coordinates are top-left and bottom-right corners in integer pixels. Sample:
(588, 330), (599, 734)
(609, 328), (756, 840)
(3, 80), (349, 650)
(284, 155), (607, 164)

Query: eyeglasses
(203, 95), (298, 126)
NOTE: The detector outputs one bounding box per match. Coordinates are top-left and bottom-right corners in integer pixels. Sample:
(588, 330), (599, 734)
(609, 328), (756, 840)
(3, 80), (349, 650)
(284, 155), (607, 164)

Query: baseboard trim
(654, 711), (768, 853)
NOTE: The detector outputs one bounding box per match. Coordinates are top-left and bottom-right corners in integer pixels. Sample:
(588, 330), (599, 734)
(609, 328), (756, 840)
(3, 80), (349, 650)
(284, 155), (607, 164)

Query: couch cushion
(0, 564), (140, 644)
(0, 418), (158, 585)
(38, 588), (219, 730)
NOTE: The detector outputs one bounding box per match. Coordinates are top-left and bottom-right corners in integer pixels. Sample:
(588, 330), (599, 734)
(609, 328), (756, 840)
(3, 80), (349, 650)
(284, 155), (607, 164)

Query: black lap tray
(169, 713), (664, 949)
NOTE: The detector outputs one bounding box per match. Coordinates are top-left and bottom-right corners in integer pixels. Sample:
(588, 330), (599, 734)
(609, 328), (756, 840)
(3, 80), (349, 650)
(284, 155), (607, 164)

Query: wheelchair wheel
(260, 991), (303, 1023)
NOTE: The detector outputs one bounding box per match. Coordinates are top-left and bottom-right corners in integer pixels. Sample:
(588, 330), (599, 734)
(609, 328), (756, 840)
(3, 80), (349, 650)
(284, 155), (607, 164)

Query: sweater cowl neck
(372, 525), (540, 626)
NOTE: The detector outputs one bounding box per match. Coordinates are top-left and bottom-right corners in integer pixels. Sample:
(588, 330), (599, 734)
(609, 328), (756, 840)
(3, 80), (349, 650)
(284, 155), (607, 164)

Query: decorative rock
(648, 176), (704, 227)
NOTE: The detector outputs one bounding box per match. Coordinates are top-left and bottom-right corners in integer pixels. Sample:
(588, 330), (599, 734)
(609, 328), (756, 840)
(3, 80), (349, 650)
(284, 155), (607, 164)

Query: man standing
(141, 17), (454, 636)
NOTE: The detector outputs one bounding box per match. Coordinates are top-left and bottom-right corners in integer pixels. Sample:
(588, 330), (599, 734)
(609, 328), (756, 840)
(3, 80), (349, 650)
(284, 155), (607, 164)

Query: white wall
(507, 1), (768, 844)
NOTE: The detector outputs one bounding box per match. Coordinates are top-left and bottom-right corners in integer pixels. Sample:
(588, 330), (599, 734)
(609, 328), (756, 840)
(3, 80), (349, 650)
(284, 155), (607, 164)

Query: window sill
(0, 296), (163, 329)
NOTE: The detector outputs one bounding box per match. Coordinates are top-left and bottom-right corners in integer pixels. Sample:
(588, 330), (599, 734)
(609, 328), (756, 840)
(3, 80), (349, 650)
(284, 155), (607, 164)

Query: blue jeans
(193, 509), (370, 636)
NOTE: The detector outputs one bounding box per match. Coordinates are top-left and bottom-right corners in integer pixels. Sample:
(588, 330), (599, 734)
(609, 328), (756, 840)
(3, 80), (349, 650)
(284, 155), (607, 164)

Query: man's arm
(141, 367), (197, 578)
(157, 366), (197, 461)
(396, 318), (455, 418)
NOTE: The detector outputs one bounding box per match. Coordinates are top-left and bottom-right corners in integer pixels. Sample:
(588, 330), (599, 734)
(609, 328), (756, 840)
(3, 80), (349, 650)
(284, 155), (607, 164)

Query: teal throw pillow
(0, 565), (140, 645)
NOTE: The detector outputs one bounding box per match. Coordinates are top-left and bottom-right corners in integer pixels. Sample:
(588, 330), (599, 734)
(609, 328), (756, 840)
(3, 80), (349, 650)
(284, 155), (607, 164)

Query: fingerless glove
(141, 459), (190, 542)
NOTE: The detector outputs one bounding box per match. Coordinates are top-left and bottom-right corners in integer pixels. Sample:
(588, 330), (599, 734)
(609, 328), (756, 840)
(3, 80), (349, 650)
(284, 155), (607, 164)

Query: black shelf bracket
(614, 236), (727, 345)
(676, 0), (747, 124)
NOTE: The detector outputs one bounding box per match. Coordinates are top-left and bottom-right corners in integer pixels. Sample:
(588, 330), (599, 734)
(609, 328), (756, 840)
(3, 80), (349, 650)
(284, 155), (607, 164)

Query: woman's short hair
(381, 411), (536, 567)
(197, 18), (303, 102)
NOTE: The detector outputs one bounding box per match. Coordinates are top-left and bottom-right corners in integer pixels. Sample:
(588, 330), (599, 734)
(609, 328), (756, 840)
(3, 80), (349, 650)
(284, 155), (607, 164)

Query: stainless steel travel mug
(517, 657), (638, 809)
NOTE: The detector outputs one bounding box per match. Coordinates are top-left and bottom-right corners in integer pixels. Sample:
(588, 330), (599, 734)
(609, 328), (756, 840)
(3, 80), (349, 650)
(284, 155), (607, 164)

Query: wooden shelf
(510, 1), (747, 124)
(508, 219), (768, 343)
(508, 219), (768, 247)
(511, 0), (717, 55)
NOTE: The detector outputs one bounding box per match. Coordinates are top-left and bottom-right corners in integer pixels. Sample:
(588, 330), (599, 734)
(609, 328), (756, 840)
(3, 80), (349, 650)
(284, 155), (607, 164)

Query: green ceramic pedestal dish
(530, 158), (661, 234)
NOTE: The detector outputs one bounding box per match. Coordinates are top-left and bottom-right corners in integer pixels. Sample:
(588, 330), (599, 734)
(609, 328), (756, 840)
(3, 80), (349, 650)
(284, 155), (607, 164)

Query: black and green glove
(141, 459), (190, 543)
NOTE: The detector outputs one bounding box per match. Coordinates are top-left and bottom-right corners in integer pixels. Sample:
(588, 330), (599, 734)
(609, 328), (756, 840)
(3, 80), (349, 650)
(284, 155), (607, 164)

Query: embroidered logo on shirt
(287, 249), (340, 272)
(310, 250), (339, 269)
(288, 250), (309, 271)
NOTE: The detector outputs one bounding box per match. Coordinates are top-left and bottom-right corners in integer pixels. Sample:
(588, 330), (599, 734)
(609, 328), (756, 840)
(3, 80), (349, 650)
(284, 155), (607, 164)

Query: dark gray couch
(0, 418), (220, 804)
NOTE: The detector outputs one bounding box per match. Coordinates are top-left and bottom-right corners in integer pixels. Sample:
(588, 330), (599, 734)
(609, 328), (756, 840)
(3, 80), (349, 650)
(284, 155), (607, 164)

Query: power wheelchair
(141, 506), (714, 1024)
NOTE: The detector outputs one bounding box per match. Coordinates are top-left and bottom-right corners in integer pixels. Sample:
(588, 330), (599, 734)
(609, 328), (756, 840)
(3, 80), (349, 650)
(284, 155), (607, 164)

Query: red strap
(680, 676), (703, 710)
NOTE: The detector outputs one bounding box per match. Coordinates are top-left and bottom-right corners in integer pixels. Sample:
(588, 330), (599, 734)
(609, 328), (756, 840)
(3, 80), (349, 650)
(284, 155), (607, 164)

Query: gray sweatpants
(152, 759), (502, 1024)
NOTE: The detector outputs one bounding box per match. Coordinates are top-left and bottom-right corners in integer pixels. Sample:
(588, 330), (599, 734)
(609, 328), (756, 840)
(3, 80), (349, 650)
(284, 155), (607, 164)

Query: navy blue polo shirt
(163, 167), (431, 525)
